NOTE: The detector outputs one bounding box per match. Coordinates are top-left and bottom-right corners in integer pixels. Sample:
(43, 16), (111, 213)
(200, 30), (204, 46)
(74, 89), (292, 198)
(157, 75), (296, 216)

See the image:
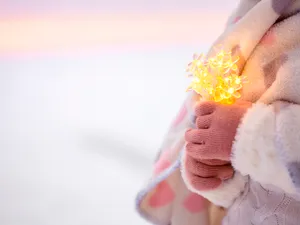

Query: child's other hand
(184, 100), (252, 191)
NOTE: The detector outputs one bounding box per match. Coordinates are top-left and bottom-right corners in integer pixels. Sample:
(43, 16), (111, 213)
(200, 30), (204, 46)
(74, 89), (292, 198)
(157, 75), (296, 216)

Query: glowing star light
(186, 47), (247, 104)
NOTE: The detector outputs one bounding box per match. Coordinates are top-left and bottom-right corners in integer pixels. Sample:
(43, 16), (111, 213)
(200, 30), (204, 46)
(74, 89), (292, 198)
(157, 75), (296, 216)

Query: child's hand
(184, 156), (234, 190)
(184, 100), (252, 190)
(186, 100), (252, 161)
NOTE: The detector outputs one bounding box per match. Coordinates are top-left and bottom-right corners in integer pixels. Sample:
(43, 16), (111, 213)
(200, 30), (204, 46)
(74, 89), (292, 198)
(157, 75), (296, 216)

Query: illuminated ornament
(186, 46), (248, 104)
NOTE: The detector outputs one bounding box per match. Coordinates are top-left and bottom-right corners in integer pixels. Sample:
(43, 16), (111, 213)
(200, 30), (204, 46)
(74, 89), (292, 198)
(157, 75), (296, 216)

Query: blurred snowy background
(0, 0), (237, 224)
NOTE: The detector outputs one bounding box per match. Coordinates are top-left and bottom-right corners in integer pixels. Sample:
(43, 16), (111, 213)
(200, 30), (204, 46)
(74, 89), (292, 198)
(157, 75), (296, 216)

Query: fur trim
(181, 152), (247, 208)
(232, 103), (296, 194)
(275, 103), (300, 163)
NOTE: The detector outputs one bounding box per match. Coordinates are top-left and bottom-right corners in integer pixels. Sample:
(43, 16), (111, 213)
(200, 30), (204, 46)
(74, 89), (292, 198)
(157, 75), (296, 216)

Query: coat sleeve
(232, 48), (300, 195)
(231, 101), (300, 195)
(183, 48), (300, 206)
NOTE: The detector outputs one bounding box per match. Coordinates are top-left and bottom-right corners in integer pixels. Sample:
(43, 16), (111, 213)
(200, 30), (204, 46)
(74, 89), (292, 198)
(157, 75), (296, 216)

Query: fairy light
(186, 47), (247, 104)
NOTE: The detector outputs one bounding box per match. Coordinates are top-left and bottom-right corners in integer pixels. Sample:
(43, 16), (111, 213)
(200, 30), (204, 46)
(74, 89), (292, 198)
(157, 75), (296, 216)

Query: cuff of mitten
(232, 102), (296, 194)
(181, 153), (247, 208)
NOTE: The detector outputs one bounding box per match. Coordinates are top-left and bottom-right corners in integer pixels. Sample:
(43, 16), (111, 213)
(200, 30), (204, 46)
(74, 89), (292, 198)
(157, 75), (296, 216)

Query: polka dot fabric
(148, 181), (175, 208)
(135, 93), (214, 225)
(183, 193), (208, 214)
(135, 0), (300, 224)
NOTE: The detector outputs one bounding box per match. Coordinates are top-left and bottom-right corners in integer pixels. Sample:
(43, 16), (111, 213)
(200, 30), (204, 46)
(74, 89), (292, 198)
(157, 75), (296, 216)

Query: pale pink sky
(0, 0), (237, 56)
(0, 0), (237, 14)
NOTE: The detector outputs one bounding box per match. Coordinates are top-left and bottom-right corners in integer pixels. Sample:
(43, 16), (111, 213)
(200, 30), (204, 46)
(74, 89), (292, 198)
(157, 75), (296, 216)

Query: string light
(186, 47), (247, 104)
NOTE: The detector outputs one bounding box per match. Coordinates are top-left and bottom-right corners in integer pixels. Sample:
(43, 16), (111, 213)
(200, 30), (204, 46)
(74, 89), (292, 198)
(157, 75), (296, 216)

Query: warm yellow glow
(186, 47), (247, 104)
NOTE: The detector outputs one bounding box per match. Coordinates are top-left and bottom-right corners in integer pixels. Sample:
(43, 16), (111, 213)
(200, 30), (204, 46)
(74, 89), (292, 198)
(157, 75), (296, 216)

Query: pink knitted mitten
(184, 100), (252, 191)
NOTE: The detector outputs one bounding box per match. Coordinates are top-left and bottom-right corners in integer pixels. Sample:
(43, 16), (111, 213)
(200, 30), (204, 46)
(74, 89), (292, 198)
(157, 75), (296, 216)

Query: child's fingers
(186, 171), (222, 191)
(185, 155), (218, 177)
(195, 101), (216, 116)
(200, 159), (229, 166)
(185, 142), (208, 159)
(185, 128), (210, 144)
(185, 155), (234, 180)
(217, 165), (234, 180)
(196, 115), (212, 129)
